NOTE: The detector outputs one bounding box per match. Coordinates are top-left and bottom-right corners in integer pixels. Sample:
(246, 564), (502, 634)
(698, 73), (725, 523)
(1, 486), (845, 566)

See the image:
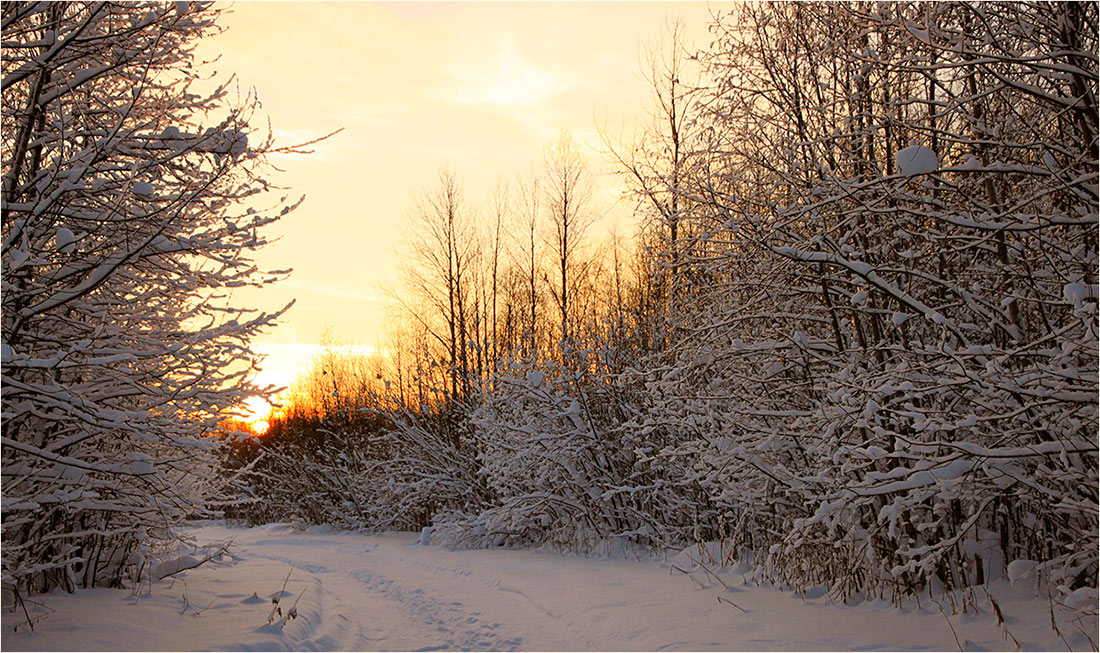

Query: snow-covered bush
(364, 403), (493, 531)
(454, 362), (635, 550)
(428, 355), (709, 553)
(215, 339), (492, 533)
(2, 2), (294, 596)
(218, 343), (396, 530)
(219, 418), (383, 530)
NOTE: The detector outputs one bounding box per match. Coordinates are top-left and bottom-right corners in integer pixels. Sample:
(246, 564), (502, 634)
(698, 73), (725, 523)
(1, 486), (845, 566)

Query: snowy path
(5, 523), (1095, 651)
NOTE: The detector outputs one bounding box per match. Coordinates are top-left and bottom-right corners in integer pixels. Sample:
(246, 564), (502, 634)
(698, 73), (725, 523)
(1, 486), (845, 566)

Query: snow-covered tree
(2, 1), (295, 596)
(639, 0), (1098, 602)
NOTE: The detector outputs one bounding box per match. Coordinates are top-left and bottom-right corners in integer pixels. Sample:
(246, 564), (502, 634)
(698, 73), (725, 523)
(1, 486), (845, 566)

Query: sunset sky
(202, 2), (717, 395)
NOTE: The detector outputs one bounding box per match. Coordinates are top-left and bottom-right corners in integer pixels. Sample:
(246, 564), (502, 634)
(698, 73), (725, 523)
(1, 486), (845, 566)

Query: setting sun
(241, 395), (273, 436)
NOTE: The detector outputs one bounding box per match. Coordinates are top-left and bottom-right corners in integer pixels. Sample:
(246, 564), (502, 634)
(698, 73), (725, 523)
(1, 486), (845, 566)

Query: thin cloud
(281, 280), (384, 304)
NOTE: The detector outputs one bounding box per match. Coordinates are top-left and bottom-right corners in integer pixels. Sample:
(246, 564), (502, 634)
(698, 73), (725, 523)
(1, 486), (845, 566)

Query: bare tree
(513, 171), (545, 360)
(488, 179), (509, 377)
(543, 131), (594, 352)
(401, 167), (479, 406)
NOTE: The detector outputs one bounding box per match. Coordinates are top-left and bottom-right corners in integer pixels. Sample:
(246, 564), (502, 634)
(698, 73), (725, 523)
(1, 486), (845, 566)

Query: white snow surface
(895, 145), (939, 176)
(4, 523), (1095, 651)
(54, 227), (76, 253)
(151, 555), (203, 581)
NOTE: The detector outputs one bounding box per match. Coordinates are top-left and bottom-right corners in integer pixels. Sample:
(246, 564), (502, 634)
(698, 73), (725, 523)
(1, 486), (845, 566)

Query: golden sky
(203, 1), (717, 393)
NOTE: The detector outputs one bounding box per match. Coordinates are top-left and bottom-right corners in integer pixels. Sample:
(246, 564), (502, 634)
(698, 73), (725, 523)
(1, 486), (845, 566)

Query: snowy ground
(4, 523), (1096, 651)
